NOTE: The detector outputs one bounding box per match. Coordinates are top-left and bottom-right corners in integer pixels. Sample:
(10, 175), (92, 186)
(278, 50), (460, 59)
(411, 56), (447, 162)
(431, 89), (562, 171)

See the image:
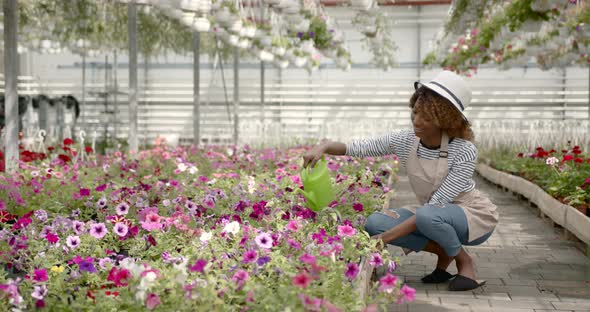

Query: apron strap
(429, 132), (449, 200)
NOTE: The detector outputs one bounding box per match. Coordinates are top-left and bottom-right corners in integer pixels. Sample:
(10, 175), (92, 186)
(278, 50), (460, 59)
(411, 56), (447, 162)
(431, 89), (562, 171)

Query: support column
(113, 50), (118, 139)
(3, 0), (18, 173)
(233, 47), (239, 145)
(128, 1), (138, 152)
(193, 31), (201, 146)
(81, 49), (86, 128)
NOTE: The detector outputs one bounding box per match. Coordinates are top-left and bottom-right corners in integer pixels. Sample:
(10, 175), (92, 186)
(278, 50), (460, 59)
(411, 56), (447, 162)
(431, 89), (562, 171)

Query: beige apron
(404, 132), (499, 242)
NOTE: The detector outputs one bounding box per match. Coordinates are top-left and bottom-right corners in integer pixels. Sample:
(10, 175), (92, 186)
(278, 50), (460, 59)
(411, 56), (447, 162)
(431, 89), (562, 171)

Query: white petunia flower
(223, 221), (240, 235)
(199, 231), (212, 242)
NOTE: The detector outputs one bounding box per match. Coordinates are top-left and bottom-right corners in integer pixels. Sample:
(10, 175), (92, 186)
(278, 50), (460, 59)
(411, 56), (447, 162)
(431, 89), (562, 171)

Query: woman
(302, 71), (499, 291)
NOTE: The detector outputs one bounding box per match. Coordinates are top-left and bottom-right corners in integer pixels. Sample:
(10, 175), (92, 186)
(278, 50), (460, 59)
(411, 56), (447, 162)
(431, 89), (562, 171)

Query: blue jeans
(364, 204), (494, 257)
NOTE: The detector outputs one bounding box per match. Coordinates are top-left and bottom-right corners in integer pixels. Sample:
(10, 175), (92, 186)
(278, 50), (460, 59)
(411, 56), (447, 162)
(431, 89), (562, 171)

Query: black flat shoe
(421, 268), (456, 284)
(448, 275), (486, 291)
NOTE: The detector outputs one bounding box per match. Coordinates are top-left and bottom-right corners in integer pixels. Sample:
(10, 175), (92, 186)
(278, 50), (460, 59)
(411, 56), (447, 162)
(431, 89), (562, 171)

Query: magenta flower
(66, 235), (81, 249)
(353, 203), (364, 212)
(33, 269), (48, 282)
(189, 259), (207, 273)
(202, 196), (216, 209)
(115, 202), (130, 216)
(146, 293), (161, 310)
(89, 223), (108, 239)
(231, 269), (249, 287)
(286, 220), (300, 232)
(254, 232), (273, 249)
(337, 225), (356, 238)
(242, 250), (257, 263)
(400, 284), (416, 302)
(287, 238), (301, 250)
(299, 253), (316, 265)
(345, 262), (359, 280)
(292, 272), (313, 288)
(369, 253), (383, 268)
(79, 188), (90, 197)
(45, 232), (59, 244)
(378, 273), (398, 293)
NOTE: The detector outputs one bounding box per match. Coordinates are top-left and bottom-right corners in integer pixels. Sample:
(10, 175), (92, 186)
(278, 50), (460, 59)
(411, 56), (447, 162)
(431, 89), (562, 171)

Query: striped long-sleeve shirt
(345, 129), (477, 205)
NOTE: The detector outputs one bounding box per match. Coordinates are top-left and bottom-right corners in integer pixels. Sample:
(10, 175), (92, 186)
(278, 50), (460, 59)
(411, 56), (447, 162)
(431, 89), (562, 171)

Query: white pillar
(193, 31), (200, 146)
(128, 1), (138, 152)
(3, 0), (18, 173)
(233, 47), (239, 145)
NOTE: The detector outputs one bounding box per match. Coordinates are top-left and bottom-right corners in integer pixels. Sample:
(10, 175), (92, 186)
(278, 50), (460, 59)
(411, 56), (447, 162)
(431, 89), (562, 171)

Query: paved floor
(382, 172), (590, 312)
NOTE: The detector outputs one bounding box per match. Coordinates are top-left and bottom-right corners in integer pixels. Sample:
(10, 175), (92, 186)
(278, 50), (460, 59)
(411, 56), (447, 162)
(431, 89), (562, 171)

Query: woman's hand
(371, 234), (388, 251)
(303, 143), (326, 169)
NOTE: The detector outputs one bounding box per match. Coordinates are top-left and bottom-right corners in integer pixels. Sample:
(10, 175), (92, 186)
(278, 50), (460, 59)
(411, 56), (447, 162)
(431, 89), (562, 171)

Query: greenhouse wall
(7, 5), (590, 146)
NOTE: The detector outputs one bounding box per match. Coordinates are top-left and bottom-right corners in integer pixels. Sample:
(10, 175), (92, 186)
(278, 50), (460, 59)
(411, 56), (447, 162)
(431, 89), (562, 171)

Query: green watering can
(297, 158), (335, 211)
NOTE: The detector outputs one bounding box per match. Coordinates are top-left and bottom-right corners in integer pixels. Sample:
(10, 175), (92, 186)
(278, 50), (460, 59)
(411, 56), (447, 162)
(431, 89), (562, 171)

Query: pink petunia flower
(31, 285), (47, 300)
(400, 284), (416, 302)
(369, 253), (383, 268)
(189, 259), (207, 273)
(72, 220), (85, 234)
(254, 232), (273, 249)
(287, 238), (301, 250)
(89, 223), (108, 239)
(286, 220), (300, 232)
(378, 274), (398, 293)
(337, 225), (356, 238)
(242, 250), (257, 263)
(113, 223), (128, 237)
(299, 253), (316, 265)
(146, 293), (161, 310)
(231, 269), (249, 287)
(292, 272), (313, 288)
(345, 262), (359, 280)
(353, 203), (364, 212)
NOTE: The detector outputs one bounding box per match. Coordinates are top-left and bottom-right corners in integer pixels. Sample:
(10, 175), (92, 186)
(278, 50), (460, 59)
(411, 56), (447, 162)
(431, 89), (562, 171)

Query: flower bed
(0, 142), (414, 311)
(480, 145), (590, 216)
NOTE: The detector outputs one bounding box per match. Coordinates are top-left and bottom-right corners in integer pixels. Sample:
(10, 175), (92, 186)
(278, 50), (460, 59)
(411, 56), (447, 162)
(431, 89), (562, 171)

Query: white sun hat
(414, 70), (472, 121)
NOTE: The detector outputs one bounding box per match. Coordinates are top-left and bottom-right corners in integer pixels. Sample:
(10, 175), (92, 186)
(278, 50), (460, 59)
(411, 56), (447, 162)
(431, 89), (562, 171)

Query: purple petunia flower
(113, 223), (128, 237)
(189, 259), (207, 273)
(257, 256), (271, 266)
(115, 202), (130, 216)
(34, 210), (48, 222)
(89, 223), (108, 239)
(254, 233), (273, 249)
(309, 31), (315, 37)
(369, 253), (383, 268)
(79, 260), (97, 273)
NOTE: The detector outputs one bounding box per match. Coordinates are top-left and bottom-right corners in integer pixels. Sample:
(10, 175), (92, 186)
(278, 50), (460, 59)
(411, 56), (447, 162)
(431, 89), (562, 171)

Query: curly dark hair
(409, 86), (474, 142)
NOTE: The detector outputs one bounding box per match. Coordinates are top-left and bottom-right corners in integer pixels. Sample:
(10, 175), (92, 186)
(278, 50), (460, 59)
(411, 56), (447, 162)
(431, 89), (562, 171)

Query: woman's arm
(373, 215), (417, 246)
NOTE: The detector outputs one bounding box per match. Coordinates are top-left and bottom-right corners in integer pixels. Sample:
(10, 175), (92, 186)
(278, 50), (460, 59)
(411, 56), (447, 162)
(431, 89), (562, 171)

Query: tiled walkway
(383, 172), (590, 312)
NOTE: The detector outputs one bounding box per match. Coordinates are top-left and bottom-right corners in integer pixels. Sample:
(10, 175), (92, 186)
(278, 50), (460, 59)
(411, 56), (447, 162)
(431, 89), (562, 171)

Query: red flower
(562, 149), (568, 153)
(573, 149), (582, 155)
(574, 158), (584, 163)
(47, 147), (54, 152)
(517, 153), (524, 158)
(536, 151), (549, 158)
(535, 147), (544, 151)
(549, 149), (556, 153)
(63, 138), (74, 145)
(85, 146), (93, 154)
(58, 154), (71, 163)
(563, 155), (574, 162)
